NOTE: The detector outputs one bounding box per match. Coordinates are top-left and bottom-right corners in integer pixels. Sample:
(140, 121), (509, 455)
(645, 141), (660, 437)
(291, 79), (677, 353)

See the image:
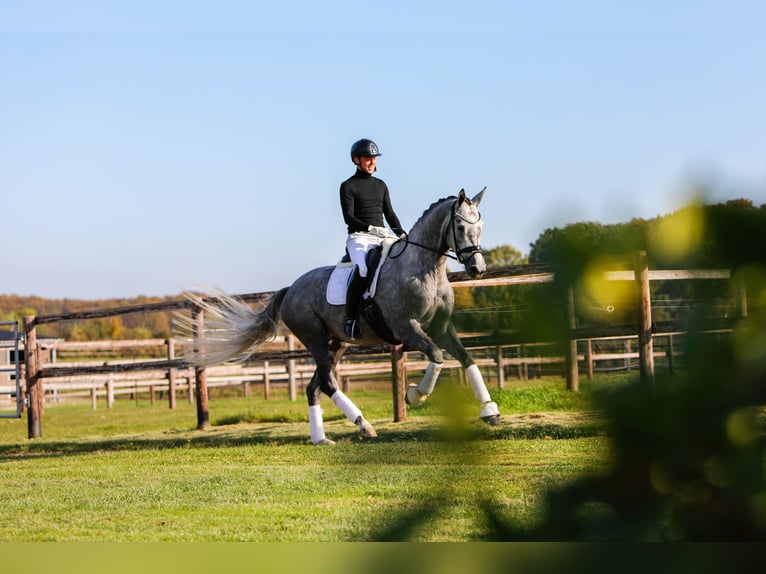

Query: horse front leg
(405, 360), (443, 406)
(436, 323), (501, 426)
(392, 319), (449, 407)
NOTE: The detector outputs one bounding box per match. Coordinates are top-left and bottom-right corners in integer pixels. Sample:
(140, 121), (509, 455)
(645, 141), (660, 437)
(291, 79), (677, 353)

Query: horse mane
(411, 195), (457, 228)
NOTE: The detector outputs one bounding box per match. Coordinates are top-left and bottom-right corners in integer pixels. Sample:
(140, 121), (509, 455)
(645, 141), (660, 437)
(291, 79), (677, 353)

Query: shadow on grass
(0, 416), (605, 461)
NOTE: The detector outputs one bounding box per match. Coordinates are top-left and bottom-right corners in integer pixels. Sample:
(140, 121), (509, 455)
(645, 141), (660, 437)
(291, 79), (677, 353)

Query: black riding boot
(344, 268), (366, 339)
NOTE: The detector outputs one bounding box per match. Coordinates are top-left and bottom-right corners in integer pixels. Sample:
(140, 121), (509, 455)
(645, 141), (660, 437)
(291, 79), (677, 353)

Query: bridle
(449, 199), (483, 264)
(390, 197), (483, 263)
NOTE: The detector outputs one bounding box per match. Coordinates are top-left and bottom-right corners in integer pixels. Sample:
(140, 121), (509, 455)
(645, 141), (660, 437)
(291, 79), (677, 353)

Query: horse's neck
(409, 202), (450, 249)
(404, 203), (451, 273)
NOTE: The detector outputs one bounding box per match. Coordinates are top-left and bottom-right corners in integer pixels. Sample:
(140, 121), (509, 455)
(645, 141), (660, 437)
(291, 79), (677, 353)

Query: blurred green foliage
(455, 198), (765, 336)
(476, 198), (766, 540)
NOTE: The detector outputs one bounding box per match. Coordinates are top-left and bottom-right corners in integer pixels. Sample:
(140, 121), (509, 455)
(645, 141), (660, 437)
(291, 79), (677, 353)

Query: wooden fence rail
(3, 333), (690, 415)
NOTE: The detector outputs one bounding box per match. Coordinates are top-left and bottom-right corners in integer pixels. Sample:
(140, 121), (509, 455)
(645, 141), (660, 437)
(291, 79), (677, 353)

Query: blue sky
(2, 1), (764, 299)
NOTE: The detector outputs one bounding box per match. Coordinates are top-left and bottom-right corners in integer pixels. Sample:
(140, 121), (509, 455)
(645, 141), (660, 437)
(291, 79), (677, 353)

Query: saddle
(325, 238), (400, 344)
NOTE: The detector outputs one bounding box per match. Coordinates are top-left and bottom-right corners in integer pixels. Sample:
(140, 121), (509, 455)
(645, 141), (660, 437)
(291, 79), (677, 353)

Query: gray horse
(181, 188), (500, 444)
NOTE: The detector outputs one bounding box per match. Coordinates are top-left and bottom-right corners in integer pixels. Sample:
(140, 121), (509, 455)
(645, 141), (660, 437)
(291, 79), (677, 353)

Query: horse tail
(176, 286), (289, 367)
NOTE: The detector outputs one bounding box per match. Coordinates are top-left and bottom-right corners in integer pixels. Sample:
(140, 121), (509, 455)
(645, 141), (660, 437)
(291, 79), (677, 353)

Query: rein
(389, 197), (482, 263)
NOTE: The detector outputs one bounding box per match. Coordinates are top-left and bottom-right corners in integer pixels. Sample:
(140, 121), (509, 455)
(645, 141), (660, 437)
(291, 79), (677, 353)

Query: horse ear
(472, 186), (486, 206)
(457, 188), (466, 205)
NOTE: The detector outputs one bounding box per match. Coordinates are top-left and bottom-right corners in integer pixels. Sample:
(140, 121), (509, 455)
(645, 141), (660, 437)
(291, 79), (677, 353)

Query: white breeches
(346, 233), (384, 277)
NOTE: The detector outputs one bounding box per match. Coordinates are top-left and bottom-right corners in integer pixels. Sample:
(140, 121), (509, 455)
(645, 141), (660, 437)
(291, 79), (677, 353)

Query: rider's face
(355, 155), (377, 174)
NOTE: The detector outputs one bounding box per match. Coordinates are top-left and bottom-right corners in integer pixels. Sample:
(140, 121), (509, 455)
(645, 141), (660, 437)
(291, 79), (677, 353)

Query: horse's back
(289, 265), (334, 291)
(279, 265), (337, 327)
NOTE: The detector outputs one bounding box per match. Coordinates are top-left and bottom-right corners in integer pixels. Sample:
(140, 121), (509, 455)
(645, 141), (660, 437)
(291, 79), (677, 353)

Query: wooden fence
(3, 334), (684, 410)
(14, 255), (740, 438)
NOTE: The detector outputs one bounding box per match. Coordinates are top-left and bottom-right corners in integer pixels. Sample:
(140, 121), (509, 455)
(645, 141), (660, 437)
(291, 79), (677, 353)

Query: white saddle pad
(326, 263), (354, 305)
(325, 237), (397, 306)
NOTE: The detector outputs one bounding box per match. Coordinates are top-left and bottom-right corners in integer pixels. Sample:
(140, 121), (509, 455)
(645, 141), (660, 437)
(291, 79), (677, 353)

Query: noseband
(391, 197), (482, 263)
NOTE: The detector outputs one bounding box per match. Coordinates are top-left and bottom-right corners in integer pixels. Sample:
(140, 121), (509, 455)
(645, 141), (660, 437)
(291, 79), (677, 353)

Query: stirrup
(344, 318), (361, 340)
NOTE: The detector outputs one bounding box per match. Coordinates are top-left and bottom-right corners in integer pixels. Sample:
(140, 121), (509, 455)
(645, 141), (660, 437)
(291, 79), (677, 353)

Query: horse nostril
(465, 253), (486, 279)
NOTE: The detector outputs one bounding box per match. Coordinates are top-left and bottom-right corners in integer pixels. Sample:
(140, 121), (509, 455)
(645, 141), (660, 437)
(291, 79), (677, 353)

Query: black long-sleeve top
(339, 170), (404, 235)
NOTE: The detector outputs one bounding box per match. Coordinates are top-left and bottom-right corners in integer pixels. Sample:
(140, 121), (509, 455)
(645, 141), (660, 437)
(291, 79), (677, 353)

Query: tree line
(451, 198), (765, 334)
(0, 295), (174, 340)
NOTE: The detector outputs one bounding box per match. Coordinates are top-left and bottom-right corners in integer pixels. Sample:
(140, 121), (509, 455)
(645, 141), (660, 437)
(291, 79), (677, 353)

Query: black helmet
(350, 138), (382, 160)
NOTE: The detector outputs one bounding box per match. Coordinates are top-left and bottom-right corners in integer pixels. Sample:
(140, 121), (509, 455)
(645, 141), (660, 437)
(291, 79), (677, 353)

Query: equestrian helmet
(350, 138), (382, 160)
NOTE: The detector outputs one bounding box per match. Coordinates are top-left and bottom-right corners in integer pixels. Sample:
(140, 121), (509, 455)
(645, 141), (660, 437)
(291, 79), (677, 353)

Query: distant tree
(483, 245), (527, 267)
(0, 295), (180, 340)
(453, 244), (529, 332)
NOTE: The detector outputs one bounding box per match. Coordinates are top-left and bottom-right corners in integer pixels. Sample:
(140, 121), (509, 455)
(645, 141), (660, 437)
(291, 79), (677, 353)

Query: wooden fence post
(667, 334), (675, 375)
(737, 275), (748, 319)
(286, 335), (297, 401)
(585, 339), (594, 380)
(391, 344), (407, 422)
(519, 344), (527, 380)
(565, 285), (579, 391)
(263, 360), (271, 400)
(635, 251), (655, 387)
(107, 375), (114, 408)
(495, 345), (505, 389)
(166, 338), (177, 410)
(192, 305), (210, 430)
(23, 316), (42, 439)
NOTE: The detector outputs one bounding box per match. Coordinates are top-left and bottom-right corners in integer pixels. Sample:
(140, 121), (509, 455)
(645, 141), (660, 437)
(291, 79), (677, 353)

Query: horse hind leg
(307, 372), (335, 445)
(326, 341), (376, 439)
(331, 389), (377, 439)
(309, 343), (377, 441)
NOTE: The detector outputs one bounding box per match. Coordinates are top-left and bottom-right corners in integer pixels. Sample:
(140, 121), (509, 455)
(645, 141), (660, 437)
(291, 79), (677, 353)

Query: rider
(340, 138), (405, 339)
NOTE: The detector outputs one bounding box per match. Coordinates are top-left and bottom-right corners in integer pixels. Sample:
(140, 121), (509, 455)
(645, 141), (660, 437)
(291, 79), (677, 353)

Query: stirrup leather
(344, 317), (361, 339)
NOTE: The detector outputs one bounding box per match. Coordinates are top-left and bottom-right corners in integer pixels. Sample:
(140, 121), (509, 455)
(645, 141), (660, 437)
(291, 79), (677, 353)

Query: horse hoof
(313, 438), (336, 446)
(481, 415), (501, 426)
(358, 418), (378, 439)
(405, 384), (428, 405)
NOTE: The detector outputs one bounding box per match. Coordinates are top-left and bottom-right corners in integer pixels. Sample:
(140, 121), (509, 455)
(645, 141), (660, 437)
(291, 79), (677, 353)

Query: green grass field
(0, 374), (625, 541)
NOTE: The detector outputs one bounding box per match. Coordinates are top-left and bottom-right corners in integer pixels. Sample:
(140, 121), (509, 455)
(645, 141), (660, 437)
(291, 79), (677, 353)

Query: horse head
(449, 188), (486, 278)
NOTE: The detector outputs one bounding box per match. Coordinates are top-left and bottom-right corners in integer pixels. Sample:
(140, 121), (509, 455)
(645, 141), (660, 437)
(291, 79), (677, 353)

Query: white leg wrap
(480, 401), (500, 418)
(418, 361), (442, 395)
(308, 405), (326, 444)
(466, 364), (492, 404)
(332, 390), (362, 423)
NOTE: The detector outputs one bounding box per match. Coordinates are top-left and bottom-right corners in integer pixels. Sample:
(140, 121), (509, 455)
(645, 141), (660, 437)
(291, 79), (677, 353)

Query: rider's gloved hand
(367, 225), (389, 238)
